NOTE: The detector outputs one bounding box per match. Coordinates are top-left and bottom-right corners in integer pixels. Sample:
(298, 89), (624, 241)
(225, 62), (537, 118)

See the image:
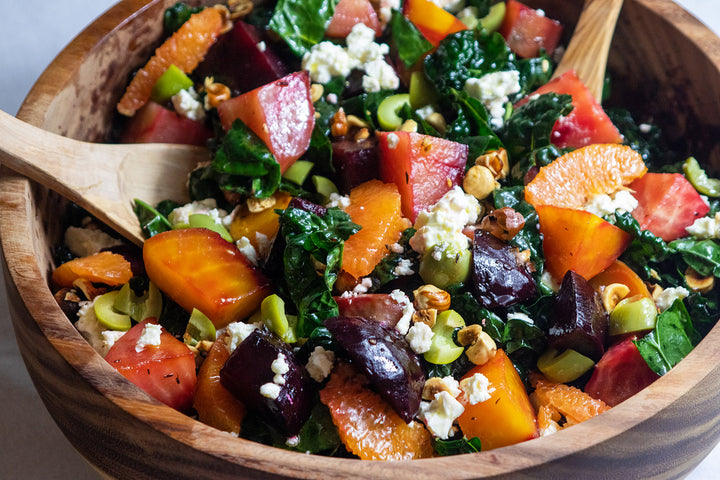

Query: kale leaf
(163, 2), (203, 36)
(133, 199), (176, 238)
(669, 237), (720, 277)
(433, 436), (483, 456)
(390, 10), (433, 69)
(269, 0), (336, 57)
(445, 89), (504, 162)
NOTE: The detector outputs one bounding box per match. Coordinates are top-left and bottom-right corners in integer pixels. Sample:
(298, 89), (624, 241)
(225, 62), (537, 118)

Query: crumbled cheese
(236, 237), (259, 265)
(436, 376), (461, 398)
(406, 322), (434, 354)
(418, 391), (465, 439)
(541, 270), (560, 293)
(387, 132), (400, 149)
(390, 289), (415, 335)
(414, 104), (436, 120)
(464, 71), (521, 128)
(64, 226), (123, 257)
(389, 243), (404, 254)
(225, 321), (258, 353)
(171, 87), (206, 122)
(271, 353), (290, 385)
(393, 258), (415, 276)
(655, 286), (690, 312)
(430, 0), (465, 13)
(135, 323), (162, 353)
(286, 436), (300, 447)
(460, 373), (494, 405)
(686, 213), (720, 239)
(302, 23), (398, 93)
(326, 192), (351, 210)
(256, 41), (266, 52)
(639, 123), (652, 133)
(507, 312), (534, 324)
(255, 232), (271, 258)
(352, 277), (374, 294)
(378, 0), (400, 25)
(583, 190), (638, 218)
(260, 382), (282, 400)
(168, 198), (229, 228)
(75, 298), (105, 353)
(100, 330), (127, 356)
(306, 346), (335, 382)
(409, 186), (481, 256)
(326, 93), (338, 104)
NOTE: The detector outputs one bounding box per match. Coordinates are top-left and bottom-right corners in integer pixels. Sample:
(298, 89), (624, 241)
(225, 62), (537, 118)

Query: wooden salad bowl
(2, 0), (720, 478)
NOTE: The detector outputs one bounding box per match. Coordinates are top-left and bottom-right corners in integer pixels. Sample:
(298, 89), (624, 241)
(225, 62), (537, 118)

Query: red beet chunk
(332, 138), (380, 194)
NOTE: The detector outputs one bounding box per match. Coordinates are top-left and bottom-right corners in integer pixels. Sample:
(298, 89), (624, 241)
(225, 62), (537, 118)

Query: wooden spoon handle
(552, 0), (624, 101)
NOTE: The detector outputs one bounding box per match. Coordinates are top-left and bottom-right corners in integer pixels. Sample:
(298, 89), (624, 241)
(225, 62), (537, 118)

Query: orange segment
(530, 374), (610, 428)
(117, 7), (225, 116)
(52, 251), (133, 287)
(589, 260), (651, 299)
(193, 335), (246, 435)
(319, 362), (434, 460)
(342, 180), (412, 279)
(524, 144), (647, 209)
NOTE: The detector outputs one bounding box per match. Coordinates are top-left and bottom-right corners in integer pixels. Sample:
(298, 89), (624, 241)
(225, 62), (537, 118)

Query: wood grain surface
(3, 0), (720, 478)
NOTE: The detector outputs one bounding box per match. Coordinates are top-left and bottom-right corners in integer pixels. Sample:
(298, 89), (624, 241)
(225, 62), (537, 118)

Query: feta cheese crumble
(135, 323), (162, 353)
(655, 286), (690, 312)
(326, 192), (351, 210)
(236, 237), (259, 265)
(306, 346), (335, 382)
(393, 258), (415, 276)
(460, 373), (494, 405)
(101, 330), (127, 356)
(171, 87), (205, 121)
(225, 321), (258, 353)
(260, 382), (282, 400)
(271, 353), (290, 385)
(390, 289), (415, 335)
(686, 213), (720, 239)
(406, 321), (434, 354)
(386, 132), (400, 149)
(418, 391), (465, 439)
(64, 226), (123, 257)
(463, 71), (521, 128)
(168, 198), (229, 228)
(582, 190), (638, 218)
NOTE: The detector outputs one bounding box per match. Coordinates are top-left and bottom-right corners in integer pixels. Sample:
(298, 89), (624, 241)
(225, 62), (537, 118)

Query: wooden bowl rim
(5, 0), (720, 477)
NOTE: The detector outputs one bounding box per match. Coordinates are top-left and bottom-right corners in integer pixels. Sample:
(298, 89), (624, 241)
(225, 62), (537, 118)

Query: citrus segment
(524, 144), (647, 209)
(342, 180), (412, 279)
(589, 260), (651, 299)
(117, 7), (225, 116)
(319, 362), (434, 460)
(52, 251), (133, 287)
(530, 374), (609, 427)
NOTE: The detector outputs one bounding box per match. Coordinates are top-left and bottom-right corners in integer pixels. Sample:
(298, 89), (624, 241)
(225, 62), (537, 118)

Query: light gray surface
(0, 1), (718, 478)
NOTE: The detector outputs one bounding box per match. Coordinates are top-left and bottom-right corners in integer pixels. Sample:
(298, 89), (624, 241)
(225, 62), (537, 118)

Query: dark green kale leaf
(278, 206), (360, 337)
(269, 0), (336, 57)
(447, 284), (506, 342)
(445, 89), (504, 163)
(341, 90), (398, 131)
(669, 237), (720, 277)
(635, 299), (699, 375)
(606, 108), (668, 168)
(390, 10), (434, 69)
(433, 436), (483, 456)
(133, 199), (176, 238)
(163, 2), (203, 36)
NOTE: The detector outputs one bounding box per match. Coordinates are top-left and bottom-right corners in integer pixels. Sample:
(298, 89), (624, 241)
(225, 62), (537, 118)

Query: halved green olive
(183, 308), (216, 346)
(150, 64), (194, 104)
(283, 160), (314, 186)
(683, 156), (720, 197)
(418, 248), (471, 289)
(188, 213), (232, 242)
(378, 93), (411, 131)
(609, 297), (658, 336)
(537, 347), (595, 383)
(261, 294), (297, 344)
(113, 280), (163, 323)
(95, 290), (132, 331)
(424, 310), (466, 365)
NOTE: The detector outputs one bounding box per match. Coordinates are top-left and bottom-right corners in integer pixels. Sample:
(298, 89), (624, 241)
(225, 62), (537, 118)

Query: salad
(49, 0), (720, 460)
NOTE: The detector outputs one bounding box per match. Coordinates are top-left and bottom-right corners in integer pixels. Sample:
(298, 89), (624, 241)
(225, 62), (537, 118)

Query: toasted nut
(479, 207), (526, 241)
(601, 283), (631, 312)
(513, 248), (531, 265)
(426, 112), (446, 134)
(331, 108), (348, 137)
(227, 0), (253, 20)
(464, 165), (499, 200)
(422, 377), (460, 401)
(353, 127), (370, 141)
(347, 114), (369, 128)
(197, 340), (215, 355)
(203, 77), (231, 109)
(310, 84), (324, 103)
(413, 285), (451, 311)
(400, 119), (418, 132)
(72, 278), (105, 300)
(648, 283), (663, 300)
(457, 324), (484, 347)
(465, 330), (497, 365)
(412, 309), (438, 328)
(476, 149), (509, 180)
(685, 267), (715, 293)
(247, 196), (276, 213)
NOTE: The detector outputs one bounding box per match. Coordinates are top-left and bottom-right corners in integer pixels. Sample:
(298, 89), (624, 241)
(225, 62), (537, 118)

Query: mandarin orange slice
(524, 144), (647, 209)
(319, 362), (434, 460)
(117, 6), (225, 116)
(52, 251), (133, 287)
(530, 374), (610, 428)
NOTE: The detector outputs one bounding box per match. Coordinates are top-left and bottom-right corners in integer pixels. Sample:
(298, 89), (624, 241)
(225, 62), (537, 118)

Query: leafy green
(212, 119), (282, 199)
(448, 284), (506, 342)
(163, 2), (203, 35)
(390, 10), (434, 68)
(284, 403), (341, 454)
(133, 199), (173, 238)
(635, 299), (698, 375)
(434, 436), (482, 456)
(278, 206), (360, 337)
(606, 108), (668, 168)
(613, 211), (671, 280)
(269, 0), (336, 57)
(669, 238), (720, 277)
(445, 89), (503, 162)
(341, 90), (398, 131)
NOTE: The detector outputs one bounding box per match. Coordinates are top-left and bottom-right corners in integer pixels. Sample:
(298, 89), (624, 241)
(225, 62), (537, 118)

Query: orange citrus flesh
(524, 144), (647, 209)
(530, 373), (610, 429)
(589, 259), (651, 299)
(117, 7), (225, 116)
(319, 362), (434, 460)
(52, 251), (133, 287)
(341, 180), (412, 280)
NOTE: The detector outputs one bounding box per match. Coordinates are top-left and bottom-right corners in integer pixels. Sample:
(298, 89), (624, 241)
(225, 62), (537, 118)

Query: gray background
(0, 1), (718, 478)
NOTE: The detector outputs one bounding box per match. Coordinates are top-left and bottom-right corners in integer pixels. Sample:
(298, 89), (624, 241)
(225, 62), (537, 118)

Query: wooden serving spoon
(0, 109), (210, 246)
(551, 0), (624, 101)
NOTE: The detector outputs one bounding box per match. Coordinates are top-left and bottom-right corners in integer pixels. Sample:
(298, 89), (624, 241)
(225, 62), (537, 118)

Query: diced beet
(471, 230), (537, 308)
(324, 316), (424, 423)
(334, 293), (406, 328)
(287, 197), (328, 217)
(548, 271), (608, 361)
(331, 138), (379, 194)
(220, 328), (312, 435)
(196, 20), (289, 94)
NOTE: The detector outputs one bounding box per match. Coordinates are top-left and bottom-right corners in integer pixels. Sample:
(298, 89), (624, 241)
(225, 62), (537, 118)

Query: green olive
(378, 93), (411, 131)
(537, 348), (595, 383)
(261, 294), (297, 344)
(312, 175), (339, 203)
(609, 297), (658, 336)
(188, 213), (233, 242)
(409, 72), (438, 110)
(480, 2), (507, 33)
(418, 248), (471, 289)
(95, 290), (132, 331)
(283, 160), (314, 186)
(683, 156), (720, 197)
(150, 64), (194, 104)
(183, 308), (216, 347)
(424, 310), (466, 365)
(113, 281), (163, 323)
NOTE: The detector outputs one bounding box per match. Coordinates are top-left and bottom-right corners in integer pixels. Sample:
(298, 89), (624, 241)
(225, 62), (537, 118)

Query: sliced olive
(283, 160), (314, 186)
(114, 281), (163, 323)
(378, 93), (411, 131)
(188, 213), (233, 242)
(609, 297), (658, 336)
(312, 175), (339, 203)
(419, 248), (471, 289)
(424, 310), (466, 365)
(480, 2), (507, 33)
(261, 294), (297, 344)
(683, 156), (720, 197)
(150, 64), (194, 104)
(95, 290), (132, 331)
(409, 72), (438, 109)
(537, 347), (595, 383)
(184, 308), (216, 346)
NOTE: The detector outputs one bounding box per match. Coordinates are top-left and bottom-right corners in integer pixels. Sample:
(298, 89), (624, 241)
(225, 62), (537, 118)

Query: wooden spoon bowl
(3, 1), (720, 478)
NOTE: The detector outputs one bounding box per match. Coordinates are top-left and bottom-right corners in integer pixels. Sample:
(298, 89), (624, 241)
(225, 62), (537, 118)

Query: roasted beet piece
(548, 270), (608, 361)
(220, 328), (312, 435)
(331, 138), (379, 193)
(471, 230), (537, 308)
(334, 293), (406, 329)
(324, 316), (424, 423)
